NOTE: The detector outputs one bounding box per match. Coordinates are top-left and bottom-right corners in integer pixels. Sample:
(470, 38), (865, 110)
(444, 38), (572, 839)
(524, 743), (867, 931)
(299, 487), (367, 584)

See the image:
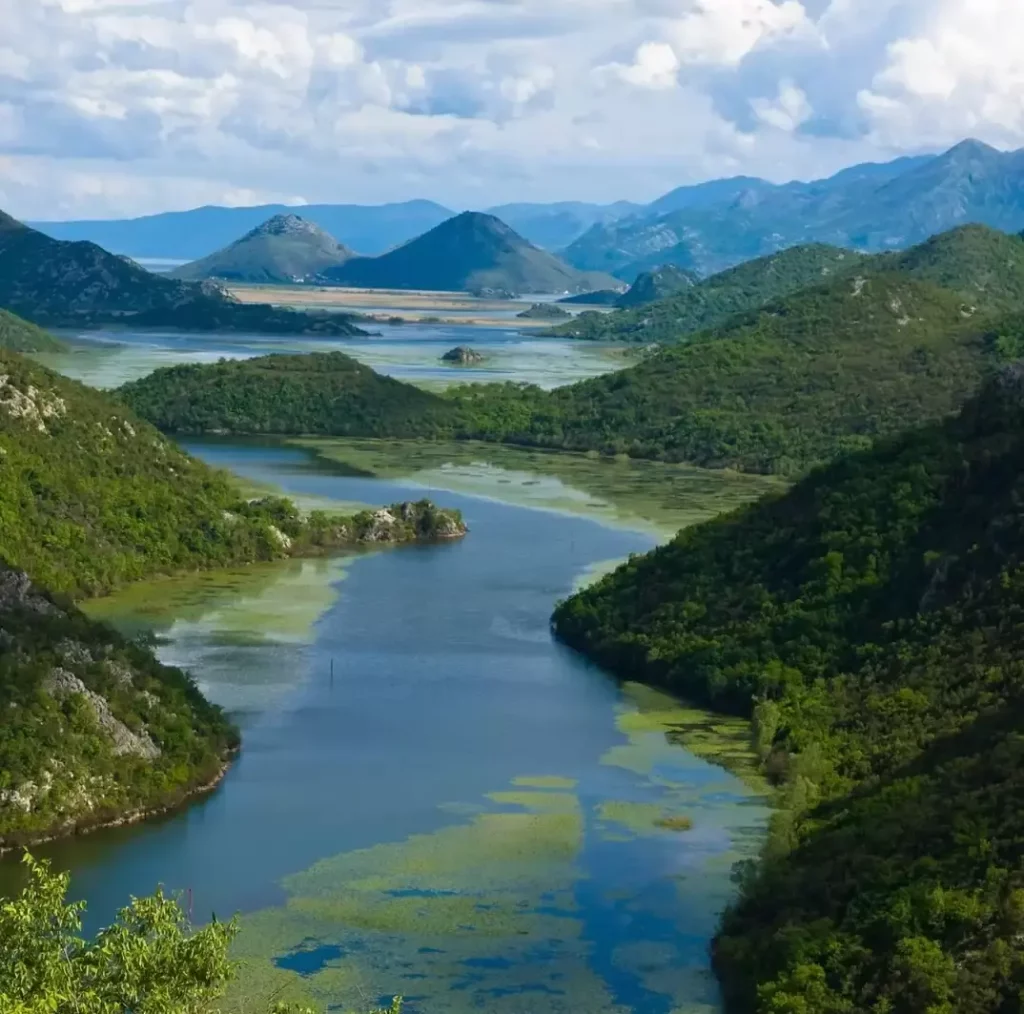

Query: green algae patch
(293, 437), (782, 538)
(595, 801), (694, 839)
(84, 557), (350, 645)
(225, 779), (639, 1014)
(610, 683), (771, 795)
(511, 775), (578, 790)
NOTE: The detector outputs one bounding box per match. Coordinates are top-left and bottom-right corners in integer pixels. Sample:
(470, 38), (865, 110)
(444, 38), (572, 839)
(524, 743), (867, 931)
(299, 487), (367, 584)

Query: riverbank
(0, 752), (237, 855)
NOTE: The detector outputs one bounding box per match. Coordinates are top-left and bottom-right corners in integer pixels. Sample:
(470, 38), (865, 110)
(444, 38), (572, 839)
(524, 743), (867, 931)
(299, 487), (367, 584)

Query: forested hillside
(0, 350), (464, 596)
(0, 564), (238, 845)
(550, 243), (865, 342)
(552, 364), (1024, 1011)
(121, 269), (1020, 476)
(0, 309), (67, 353)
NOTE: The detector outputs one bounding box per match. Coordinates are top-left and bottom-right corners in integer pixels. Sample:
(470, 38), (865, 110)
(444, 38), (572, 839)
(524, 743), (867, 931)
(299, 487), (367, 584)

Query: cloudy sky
(1, 0), (1022, 219)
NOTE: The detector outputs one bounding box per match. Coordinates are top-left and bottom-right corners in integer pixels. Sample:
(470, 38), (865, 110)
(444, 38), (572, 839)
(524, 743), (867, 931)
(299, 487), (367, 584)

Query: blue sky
(1, 0), (1022, 219)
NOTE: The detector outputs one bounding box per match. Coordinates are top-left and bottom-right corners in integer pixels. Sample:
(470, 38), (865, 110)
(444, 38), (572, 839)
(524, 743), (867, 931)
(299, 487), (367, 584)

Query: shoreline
(0, 751), (238, 855)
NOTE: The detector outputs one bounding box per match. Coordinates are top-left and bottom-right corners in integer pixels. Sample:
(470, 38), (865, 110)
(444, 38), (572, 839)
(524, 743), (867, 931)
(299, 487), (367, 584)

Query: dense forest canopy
(552, 364), (1024, 1011)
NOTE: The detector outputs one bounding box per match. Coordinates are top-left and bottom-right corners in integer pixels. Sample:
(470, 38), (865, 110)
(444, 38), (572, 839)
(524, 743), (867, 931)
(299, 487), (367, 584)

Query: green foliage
(552, 224), (1024, 345)
(552, 364), (1024, 1011)
(0, 853), (236, 1014)
(548, 243), (861, 341)
(1, 351), (461, 598)
(0, 855), (403, 1014)
(0, 561), (238, 842)
(119, 352), (458, 441)
(615, 264), (697, 308)
(0, 311), (67, 353)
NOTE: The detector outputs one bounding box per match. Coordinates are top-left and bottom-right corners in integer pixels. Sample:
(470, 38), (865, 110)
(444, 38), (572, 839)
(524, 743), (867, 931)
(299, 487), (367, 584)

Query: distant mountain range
(563, 140), (1024, 279)
(323, 211), (619, 295)
(27, 199), (640, 262)
(21, 139), (1024, 284)
(171, 214), (354, 283)
(0, 209), (365, 334)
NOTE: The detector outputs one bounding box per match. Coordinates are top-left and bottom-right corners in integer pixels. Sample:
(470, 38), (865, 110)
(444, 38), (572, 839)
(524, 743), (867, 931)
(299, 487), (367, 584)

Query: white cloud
(752, 80), (812, 131)
(596, 42), (680, 90)
(0, 0), (1021, 218)
(664, 0), (820, 67)
(857, 0), (1024, 147)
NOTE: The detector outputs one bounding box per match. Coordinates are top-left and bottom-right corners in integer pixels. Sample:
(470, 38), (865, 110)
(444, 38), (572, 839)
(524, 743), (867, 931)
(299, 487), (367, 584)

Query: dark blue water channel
(2, 442), (769, 1013)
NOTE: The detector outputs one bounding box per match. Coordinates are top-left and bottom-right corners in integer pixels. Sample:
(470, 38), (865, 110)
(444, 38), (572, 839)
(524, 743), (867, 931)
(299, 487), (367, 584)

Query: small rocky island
(516, 302), (571, 320)
(441, 345), (485, 365)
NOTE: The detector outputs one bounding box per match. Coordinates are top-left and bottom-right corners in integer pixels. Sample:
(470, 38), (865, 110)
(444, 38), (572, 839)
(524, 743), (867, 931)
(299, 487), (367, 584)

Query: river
(4, 439), (771, 1014)
(10, 325), (774, 1013)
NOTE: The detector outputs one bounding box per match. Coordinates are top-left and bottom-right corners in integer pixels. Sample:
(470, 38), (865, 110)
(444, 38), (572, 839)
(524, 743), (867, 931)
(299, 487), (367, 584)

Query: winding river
(9, 331), (774, 1013)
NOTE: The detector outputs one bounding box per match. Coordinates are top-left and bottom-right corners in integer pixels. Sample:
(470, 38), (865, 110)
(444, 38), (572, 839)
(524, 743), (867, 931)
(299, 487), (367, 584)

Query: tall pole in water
(330, 658), (334, 688)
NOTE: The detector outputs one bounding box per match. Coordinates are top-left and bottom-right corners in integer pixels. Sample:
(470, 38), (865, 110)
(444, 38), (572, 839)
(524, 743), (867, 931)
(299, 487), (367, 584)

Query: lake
(2, 440), (771, 1014)
(33, 323), (627, 391)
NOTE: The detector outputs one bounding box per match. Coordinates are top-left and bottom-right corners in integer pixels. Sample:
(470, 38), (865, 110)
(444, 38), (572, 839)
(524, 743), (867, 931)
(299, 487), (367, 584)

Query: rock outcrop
(441, 346), (485, 365)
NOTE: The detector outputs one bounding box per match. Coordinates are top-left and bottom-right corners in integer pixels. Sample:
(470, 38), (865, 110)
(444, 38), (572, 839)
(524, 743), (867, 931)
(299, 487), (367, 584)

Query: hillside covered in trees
(121, 270), (1020, 476)
(550, 225), (1024, 344)
(0, 309), (67, 353)
(552, 364), (1024, 1012)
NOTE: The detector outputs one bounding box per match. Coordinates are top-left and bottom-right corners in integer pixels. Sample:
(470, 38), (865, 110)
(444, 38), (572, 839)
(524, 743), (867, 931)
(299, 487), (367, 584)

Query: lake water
(3, 441), (771, 1014)
(34, 324), (625, 390)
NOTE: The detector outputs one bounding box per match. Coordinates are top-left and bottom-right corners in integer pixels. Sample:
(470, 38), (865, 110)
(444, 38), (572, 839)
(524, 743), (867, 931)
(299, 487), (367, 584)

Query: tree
(0, 854), (402, 1014)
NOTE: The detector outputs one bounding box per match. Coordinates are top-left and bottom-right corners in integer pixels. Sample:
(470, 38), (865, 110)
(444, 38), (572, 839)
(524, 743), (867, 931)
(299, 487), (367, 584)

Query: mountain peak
(938, 138), (1003, 164)
(172, 213), (353, 283)
(326, 210), (616, 294)
(248, 213), (325, 239)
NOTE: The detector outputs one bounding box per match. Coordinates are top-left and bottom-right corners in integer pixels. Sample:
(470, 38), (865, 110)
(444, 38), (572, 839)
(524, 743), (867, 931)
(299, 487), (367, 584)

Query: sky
(1, 0), (1022, 220)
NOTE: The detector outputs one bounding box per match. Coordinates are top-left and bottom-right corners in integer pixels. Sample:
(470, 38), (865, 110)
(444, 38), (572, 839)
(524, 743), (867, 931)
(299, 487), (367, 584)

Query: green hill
(0, 350), (464, 596)
(0, 309), (67, 352)
(551, 364), (1024, 1012)
(878, 222), (1024, 311)
(616, 264), (697, 307)
(118, 351), (459, 439)
(0, 562), (239, 846)
(325, 211), (618, 294)
(171, 214), (354, 283)
(526, 272), (1003, 473)
(549, 242), (866, 341)
(0, 210), (366, 335)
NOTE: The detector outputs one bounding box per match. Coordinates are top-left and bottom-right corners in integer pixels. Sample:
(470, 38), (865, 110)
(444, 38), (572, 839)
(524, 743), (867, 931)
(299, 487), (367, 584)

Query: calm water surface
(33, 324), (624, 390)
(4, 442), (769, 1014)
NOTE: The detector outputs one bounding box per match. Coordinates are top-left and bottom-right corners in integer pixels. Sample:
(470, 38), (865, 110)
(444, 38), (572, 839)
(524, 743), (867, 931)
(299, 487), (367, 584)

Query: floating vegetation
(511, 776), (578, 790)
(223, 683), (772, 1014)
(293, 437), (782, 538)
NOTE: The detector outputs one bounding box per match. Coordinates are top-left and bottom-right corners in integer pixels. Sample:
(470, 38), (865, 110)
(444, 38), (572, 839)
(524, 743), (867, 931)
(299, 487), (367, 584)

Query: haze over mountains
(24, 141), (1024, 284)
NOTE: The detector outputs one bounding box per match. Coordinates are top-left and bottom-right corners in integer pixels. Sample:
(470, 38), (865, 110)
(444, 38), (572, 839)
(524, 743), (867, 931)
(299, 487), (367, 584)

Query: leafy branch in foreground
(0, 854), (401, 1014)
